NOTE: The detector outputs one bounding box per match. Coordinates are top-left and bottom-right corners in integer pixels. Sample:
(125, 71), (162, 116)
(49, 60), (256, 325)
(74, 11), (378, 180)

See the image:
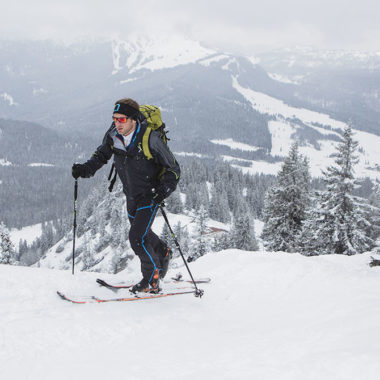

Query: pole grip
(72, 179), (78, 275)
(74, 179), (78, 200)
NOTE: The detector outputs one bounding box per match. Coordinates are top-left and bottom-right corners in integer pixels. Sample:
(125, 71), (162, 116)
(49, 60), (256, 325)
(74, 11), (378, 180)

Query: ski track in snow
(1, 251), (380, 380)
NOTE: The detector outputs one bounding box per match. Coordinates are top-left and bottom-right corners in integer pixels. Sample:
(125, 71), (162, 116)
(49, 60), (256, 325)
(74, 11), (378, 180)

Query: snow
(198, 54), (230, 67)
(174, 151), (209, 159)
(232, 160), (283, 176)
(228, 76), (380, 180)
(221, 155), (283, 176)
(232, 76), (347, 130)
(222, 57), (239, 71)
(120, 77), (138, 85)
(0, 158), (13, 166)
(32, 87), (48, 96)
(0, 92), (18, 106)
(1, 251), (380, 379)
(267, 72), (300, 84)
(210, 138), (261, 152)
(112, 35), (215, 75)
(28, 163), (55, 167)
(10, 223), (43, 245)
(268, 120), (298, 157)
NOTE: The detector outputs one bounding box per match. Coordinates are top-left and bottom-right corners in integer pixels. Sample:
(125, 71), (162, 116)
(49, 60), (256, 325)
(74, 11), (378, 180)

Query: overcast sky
(1, 0), (380, 52)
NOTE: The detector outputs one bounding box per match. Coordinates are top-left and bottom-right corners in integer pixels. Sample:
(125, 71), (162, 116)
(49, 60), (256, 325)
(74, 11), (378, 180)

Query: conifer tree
(368, 184), (380, 244)
(173, 221), (182, 247)
(209, 186), (230, 223)
(231, 213), (258, 251)
(160, 223), (172, 247)
(300, 125), (373, 255)
(180, 226), (190, 258)
(0, 222), (16, 264)
(213, 232), (233, 251)
(192, 205), (210, 259)
(166, 189), (183, 214)
(261, 142), (311, 252)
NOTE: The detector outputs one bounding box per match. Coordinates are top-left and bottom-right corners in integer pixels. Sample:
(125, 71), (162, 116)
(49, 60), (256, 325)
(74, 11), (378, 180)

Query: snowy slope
(1, 251), (380, 380)
(10, 222), (43, 246)
(215, 76), (380, 180)
(112, 35), (215, 75)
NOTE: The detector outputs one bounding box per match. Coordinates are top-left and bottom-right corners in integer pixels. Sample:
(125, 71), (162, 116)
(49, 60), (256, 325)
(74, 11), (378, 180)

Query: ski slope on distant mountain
(1, 251), (380, 380)
(226, 76), (380, 180)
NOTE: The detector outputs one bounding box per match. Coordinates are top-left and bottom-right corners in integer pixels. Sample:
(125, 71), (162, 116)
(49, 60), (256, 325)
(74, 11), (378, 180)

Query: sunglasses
(112, 116), (128, 123)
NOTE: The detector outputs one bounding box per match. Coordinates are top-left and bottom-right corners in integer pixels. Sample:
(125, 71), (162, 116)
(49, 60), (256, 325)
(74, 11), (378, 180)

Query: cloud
(1, 0), (380, 51)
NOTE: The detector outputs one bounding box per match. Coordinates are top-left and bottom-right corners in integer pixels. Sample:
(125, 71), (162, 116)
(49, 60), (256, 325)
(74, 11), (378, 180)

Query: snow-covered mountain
(111, 35), (216, 74)
(2, 250), (380, 379)
(222, 77), (380, 180)
(2, 36), (380, 231)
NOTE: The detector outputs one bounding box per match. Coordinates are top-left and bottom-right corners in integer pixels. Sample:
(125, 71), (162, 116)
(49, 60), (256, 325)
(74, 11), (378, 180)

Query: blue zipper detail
(140, 203), (159, 282)
(136, 204), (152, 212)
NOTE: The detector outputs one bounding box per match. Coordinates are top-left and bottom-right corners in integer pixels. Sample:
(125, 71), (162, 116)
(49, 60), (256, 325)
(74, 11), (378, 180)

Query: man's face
(113, 113), (136, 136)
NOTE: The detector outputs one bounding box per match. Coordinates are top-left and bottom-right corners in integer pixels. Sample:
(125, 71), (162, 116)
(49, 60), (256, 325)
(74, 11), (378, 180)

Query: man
(72, 98), (180, 294)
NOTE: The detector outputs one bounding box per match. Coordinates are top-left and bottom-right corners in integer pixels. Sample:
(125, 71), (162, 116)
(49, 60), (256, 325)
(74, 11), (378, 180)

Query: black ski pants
(127, 197), (167, 282)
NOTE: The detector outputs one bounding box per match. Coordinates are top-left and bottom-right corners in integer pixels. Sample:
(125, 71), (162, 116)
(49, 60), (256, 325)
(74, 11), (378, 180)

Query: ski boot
(160, 247), (173, 279)
(131, 270), (161, 294)
(130, 278), (150, 294)
(149, 269), (161, 294)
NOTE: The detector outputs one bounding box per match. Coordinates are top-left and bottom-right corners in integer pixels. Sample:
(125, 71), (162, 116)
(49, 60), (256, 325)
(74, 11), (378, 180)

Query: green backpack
(139, 104), (168, 160)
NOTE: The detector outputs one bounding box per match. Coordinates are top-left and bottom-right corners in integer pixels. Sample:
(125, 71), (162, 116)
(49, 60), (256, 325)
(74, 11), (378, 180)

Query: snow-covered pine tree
(0, 222), (16, 264)
(231, 212), (258, 251)
(18, 239), (28, 260)
(261, 142), (311, 252)
(184, 183), (199, 211)
(81, 234), (94, 270)
(160, 223), (171, 244)
(301, 125), (373, 255)
(180, 225), (190, 258)
(173, 221), (182, 248)
(213, 231), (233, 252)
(191, 204), (210, 259)
(166, 189), (183, 214)
(367, 184), (380, 245)
(209, 185), (230, 223)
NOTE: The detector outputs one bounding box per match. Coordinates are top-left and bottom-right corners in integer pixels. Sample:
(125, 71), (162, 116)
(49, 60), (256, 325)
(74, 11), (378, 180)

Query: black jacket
(82, 114), (180, 200)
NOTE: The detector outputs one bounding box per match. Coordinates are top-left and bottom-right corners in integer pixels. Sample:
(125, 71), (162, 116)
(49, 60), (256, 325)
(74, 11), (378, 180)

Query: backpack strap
(108, 163), (117, 192)
(142, 127), (153, 160)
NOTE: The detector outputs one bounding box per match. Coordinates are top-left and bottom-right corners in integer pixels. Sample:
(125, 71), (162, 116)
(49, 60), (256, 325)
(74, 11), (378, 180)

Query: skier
(71, 98), (180, 293)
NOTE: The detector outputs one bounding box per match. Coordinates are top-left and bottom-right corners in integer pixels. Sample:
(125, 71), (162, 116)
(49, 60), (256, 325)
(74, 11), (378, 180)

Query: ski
(170, 274), (211, 284)
(96, 276), (210, 291)
(96, 278), (133, 290)
(57, 290), (196, 304)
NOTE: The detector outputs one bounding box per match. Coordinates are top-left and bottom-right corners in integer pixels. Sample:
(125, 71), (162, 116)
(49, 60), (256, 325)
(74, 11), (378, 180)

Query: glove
(152, 189), (166, 205)
(72, 163), (87, 179)
(152, 185), (174, 205)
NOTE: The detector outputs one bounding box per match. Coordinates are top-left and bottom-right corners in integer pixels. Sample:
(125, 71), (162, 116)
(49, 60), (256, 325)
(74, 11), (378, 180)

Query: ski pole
(72, 179), (78, 275)
(159, 205), (204, 298)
